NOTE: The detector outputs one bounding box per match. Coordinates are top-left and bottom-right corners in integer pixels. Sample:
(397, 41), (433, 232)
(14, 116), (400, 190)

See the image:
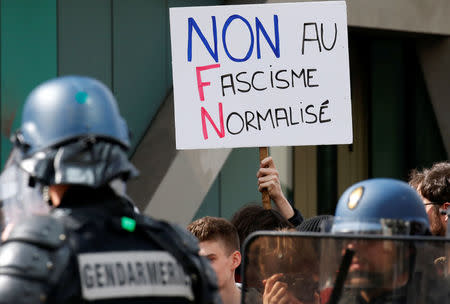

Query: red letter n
(201, 102), (225, 139)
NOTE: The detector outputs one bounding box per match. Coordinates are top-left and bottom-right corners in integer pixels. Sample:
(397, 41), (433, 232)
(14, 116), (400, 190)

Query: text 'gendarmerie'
(78, 251), (193, 300)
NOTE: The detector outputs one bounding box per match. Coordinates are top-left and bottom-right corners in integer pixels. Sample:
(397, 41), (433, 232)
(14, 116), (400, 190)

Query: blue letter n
(188, 16), (218, 62)
(255, 15), (280, 59)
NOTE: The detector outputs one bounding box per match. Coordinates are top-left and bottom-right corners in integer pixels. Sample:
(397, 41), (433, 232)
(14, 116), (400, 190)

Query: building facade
(1, 0), (448, 225)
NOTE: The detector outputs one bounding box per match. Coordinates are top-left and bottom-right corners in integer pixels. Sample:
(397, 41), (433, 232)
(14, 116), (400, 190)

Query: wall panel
(1, 0), (57, 166)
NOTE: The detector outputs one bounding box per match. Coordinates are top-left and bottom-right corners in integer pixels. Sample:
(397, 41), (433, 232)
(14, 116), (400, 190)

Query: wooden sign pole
(259, 146), (271, 209)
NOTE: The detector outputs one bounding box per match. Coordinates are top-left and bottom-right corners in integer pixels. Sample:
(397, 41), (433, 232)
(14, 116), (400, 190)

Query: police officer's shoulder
(0, 276), (45, 304)
(0, 215), (71, 303)
(170, 222), (202, 253)
(165, 222), (219, 282)
(136, 214), (200, 254)
(135, 215), (221, 304)
(165, 221), (221, 304)
(6, 214), (67, 248)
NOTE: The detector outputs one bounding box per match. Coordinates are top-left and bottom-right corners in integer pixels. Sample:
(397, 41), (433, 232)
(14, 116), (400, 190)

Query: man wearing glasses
(409, 162), (450, 236)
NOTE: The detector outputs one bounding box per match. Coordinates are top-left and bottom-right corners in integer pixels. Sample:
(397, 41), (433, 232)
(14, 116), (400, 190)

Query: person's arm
(287, 208), (304, 227)
(257, 156), (304, 226)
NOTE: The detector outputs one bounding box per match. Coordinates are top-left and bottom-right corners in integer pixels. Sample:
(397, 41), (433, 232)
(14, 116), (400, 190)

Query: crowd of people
(0, 75), (448, 303)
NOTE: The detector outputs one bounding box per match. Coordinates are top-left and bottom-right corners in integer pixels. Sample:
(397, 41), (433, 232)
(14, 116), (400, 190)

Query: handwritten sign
(169, 1), (352, 149)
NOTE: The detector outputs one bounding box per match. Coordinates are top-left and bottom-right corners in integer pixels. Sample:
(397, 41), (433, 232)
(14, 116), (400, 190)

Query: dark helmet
(18, 76), (129, 153)
(332, 178), (430, 235)
(12, 76), (138, 187)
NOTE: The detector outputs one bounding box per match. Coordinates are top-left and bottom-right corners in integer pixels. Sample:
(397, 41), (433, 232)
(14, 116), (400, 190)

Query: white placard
(170, 1), (352, 149)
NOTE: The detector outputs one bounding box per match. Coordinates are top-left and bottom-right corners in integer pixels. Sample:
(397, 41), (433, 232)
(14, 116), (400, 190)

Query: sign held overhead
(170, 1), (352, 149)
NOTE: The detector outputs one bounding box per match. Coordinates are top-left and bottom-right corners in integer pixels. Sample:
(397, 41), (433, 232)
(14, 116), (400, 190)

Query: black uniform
(0, 187), (221, 304)
(336, 288), (407, 304)
(335, 274), (449, 304)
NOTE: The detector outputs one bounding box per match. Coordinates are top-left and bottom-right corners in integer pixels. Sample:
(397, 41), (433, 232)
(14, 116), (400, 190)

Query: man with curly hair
(409, 161), (450, 236)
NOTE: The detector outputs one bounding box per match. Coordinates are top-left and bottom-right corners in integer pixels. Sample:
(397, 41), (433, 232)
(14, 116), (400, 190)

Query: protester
(409, 161), (450, 236)
(231, 203), (296, 286)
(242, 211), (333, 304)
(231, 204), (294, 249)
(239, 227), (321, 304)
(0, 76), (220, 303)
(188, 216), (241, 304)
(408, 167), (428, 190)
(241, 213), (332, 303)
(260, 236), (319, 304)
(257, 156), (303, 227)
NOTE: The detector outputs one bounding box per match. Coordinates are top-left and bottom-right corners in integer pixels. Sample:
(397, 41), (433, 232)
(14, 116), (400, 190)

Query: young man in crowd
(188, 217), (242, 304)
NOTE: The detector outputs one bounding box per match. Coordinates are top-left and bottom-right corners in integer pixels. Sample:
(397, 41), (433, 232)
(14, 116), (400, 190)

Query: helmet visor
(330, 217), (428, 235)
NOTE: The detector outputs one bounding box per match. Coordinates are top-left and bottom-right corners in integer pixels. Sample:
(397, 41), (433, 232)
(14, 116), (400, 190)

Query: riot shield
(241, 231), (449, 304)
(0, 148), (49, 237)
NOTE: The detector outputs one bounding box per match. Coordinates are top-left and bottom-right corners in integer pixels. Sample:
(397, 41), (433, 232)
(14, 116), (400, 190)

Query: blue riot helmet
(11, 76), (138, 187)
(332, 178), (430, 235)
(319, 178), (431, 300)
(19, 76), (130, 152)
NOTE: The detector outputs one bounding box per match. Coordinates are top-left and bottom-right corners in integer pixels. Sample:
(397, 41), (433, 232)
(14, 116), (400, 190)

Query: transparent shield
(0, 151), (50, 236)
(241, 232), (450, 304)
